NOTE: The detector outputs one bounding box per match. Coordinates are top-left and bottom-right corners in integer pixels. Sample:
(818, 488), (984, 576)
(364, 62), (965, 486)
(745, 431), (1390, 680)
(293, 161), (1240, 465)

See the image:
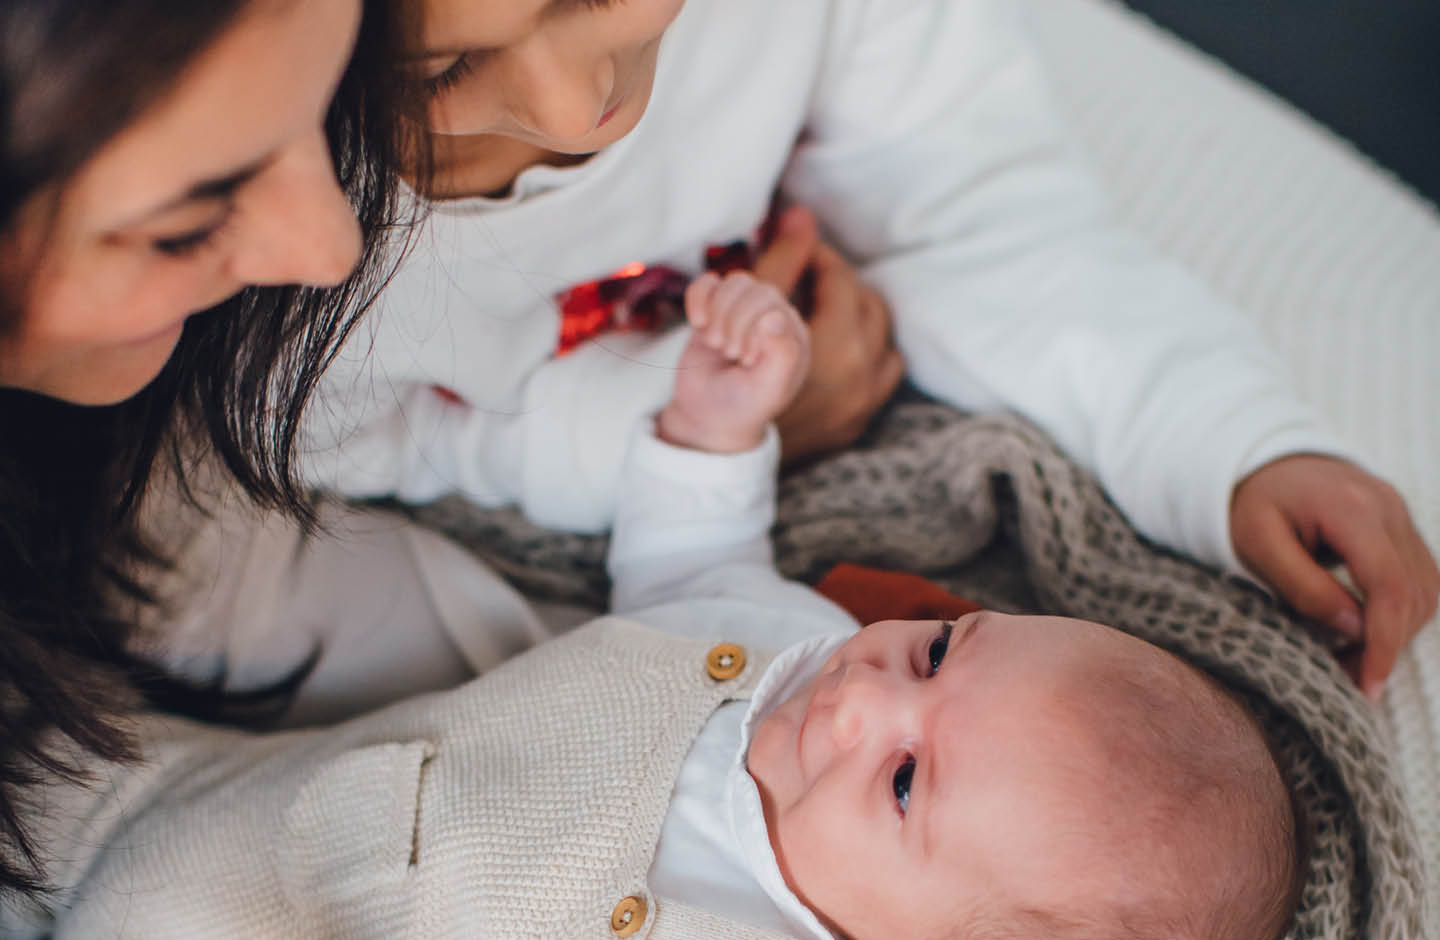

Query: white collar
(725, 633), (848, 940)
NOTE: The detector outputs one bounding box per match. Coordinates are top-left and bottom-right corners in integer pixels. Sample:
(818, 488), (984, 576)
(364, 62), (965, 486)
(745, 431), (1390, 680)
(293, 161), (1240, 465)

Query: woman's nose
(502, 36), (613, 142)
(228, 131), (361, 289)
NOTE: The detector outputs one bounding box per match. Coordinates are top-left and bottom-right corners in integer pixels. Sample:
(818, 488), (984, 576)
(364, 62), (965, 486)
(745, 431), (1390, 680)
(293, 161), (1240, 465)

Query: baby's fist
(658, 271), (811, 453)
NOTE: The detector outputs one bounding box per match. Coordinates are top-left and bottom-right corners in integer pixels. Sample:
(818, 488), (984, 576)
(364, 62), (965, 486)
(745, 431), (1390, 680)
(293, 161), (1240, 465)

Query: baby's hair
(945, 650), (1302, 940)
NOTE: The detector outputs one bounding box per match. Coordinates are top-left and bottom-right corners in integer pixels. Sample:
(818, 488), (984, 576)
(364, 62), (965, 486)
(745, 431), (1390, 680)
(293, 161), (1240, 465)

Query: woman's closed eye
(150, 206), (234, 258)
(893, 755), (915, 815)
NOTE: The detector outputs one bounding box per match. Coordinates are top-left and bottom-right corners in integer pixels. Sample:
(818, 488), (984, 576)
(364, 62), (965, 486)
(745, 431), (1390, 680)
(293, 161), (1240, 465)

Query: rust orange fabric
(814, 563), (983, 626)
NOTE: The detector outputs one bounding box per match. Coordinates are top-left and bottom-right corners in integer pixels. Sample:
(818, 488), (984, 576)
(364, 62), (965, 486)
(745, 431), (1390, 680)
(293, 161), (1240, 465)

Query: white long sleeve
(302, 0), (1353, 574)
(609, 422), (857, 649)
(781, 0), (1353, 573)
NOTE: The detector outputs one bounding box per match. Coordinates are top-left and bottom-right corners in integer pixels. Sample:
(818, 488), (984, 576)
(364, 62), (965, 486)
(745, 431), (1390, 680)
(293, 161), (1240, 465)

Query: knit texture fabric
(55, 619), (790, 940)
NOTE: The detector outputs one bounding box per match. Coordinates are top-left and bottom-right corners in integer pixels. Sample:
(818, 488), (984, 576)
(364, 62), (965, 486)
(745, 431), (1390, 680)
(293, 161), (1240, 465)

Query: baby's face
(747, 611), (1168, 938)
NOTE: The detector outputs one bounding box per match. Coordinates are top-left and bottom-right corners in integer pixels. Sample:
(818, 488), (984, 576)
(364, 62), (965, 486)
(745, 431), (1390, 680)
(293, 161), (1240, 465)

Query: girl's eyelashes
(893, 755), (915, 816)
(925, 621), (955, 677)
(422, 54), (477, 97)
(419, 0), (622, 98)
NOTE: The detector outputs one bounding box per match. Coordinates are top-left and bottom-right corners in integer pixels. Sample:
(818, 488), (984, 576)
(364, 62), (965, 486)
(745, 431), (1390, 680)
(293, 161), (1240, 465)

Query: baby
(747, 613), (1299, 940)
(44, 273), (1300, 940)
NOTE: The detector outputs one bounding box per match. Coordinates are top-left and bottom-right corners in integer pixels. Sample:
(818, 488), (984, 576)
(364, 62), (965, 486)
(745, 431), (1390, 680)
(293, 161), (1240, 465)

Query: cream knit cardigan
(53, 618), (791, 940)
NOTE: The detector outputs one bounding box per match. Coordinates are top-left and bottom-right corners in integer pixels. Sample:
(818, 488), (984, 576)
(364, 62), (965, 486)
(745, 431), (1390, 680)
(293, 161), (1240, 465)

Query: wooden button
(706, 643), (747, 681)
(610, 895), (648, 937)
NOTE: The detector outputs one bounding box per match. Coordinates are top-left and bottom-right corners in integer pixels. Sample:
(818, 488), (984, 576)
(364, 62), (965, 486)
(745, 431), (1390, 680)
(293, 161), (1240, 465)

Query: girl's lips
(597, 99), (623, 128)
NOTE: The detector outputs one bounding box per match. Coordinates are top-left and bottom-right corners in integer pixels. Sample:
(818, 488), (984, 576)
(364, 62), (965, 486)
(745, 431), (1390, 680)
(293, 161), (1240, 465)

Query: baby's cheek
(745, 711), (789, 788)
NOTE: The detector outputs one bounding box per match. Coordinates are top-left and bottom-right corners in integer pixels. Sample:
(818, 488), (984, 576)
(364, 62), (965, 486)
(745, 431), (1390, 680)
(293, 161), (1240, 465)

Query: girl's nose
(503, 37), (613, 142)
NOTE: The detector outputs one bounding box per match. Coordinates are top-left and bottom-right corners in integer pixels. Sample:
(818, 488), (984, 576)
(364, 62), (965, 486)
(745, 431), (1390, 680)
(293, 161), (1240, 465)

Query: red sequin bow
(554, 241), (756, 355)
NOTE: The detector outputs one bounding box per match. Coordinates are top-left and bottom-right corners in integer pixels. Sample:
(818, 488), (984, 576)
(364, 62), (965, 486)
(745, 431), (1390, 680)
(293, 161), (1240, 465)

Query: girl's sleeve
(301, 265), (688, 536)
(784, 0), (1354, 574)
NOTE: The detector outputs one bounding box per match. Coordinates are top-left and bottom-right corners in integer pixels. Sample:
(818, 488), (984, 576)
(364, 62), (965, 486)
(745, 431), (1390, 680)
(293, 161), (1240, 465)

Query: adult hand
(752, 206), (905, 465)
(1230, 454), (1440, 700)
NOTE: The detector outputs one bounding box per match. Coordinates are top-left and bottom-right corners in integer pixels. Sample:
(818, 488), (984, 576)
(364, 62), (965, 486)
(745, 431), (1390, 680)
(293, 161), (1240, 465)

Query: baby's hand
(751, 207), (905, 466)
(1230, 454), (1440, 701)
(657, 271), (810, 453)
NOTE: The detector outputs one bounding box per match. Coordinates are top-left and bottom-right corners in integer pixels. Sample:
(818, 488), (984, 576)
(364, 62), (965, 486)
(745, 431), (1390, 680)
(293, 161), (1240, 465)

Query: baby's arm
(608, 272), (838, 628)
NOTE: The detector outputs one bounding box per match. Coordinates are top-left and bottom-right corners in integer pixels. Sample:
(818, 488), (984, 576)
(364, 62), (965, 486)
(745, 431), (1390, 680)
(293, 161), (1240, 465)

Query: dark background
(1119, 0), (1440, 206)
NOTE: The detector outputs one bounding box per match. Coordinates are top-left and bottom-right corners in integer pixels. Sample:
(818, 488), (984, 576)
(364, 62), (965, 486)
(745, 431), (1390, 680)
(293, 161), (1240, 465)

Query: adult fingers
(1233, 503), (1363, 640)
(847, 349), (906, 440)
(1387, 506), (1440, 625)
(872, 346), (906, 402)
(1320, 509), (1415, 699)
(857, 285), (895, 353)
(809, 241), (861, 321)
(753, 206), (819, 296)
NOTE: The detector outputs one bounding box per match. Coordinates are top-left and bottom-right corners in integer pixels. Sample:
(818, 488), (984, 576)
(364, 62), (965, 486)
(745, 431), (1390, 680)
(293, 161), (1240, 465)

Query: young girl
(301, 0), (1437, 699)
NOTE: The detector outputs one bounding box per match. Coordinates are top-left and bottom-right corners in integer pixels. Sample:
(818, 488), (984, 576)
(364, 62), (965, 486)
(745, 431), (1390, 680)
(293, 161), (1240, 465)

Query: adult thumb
(753, 205), (819, 295)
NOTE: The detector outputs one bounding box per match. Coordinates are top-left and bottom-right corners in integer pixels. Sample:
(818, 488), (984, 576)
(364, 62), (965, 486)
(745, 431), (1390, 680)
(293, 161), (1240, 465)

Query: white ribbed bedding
(1024, 0), (1440, 918)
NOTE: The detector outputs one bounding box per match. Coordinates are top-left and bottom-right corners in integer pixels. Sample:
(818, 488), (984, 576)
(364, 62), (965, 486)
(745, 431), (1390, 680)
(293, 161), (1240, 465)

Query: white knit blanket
(1023, 0), (1440, 921)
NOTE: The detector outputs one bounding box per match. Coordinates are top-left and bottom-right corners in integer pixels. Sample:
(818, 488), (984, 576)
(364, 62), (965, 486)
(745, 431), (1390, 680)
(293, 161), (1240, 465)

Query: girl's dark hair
(0, 0), (417, 904)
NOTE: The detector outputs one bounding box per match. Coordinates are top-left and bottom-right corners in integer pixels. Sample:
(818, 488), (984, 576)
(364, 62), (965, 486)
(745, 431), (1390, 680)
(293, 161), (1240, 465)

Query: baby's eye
(926, 622), (954, 677)
(893, 756), (915, 815)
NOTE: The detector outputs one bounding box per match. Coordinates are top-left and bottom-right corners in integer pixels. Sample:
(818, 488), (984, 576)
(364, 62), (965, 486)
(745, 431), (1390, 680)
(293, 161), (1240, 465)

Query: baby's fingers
(684, 272), (722, 329)
(1233, 504), (1363, 639)
(708, 276), (796, 360)
(744, 307), (804, 368)
(700, 275), (764, 351)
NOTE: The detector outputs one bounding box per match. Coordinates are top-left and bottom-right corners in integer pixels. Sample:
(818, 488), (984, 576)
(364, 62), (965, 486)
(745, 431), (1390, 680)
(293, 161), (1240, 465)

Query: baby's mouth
(794, 678), (834, 777)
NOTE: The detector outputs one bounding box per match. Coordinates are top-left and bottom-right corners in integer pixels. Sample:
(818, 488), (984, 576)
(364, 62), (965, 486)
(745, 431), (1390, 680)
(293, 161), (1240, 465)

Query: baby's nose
(829, 664), (898, 750)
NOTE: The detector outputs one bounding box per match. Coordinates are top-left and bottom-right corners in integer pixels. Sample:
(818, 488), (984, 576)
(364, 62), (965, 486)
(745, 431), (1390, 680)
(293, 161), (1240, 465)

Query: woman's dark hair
(0, 0), (418, 905)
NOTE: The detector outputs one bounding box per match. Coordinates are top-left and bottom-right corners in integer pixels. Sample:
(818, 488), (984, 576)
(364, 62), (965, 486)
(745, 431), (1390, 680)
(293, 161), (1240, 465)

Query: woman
(0, 0), (407, 901)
